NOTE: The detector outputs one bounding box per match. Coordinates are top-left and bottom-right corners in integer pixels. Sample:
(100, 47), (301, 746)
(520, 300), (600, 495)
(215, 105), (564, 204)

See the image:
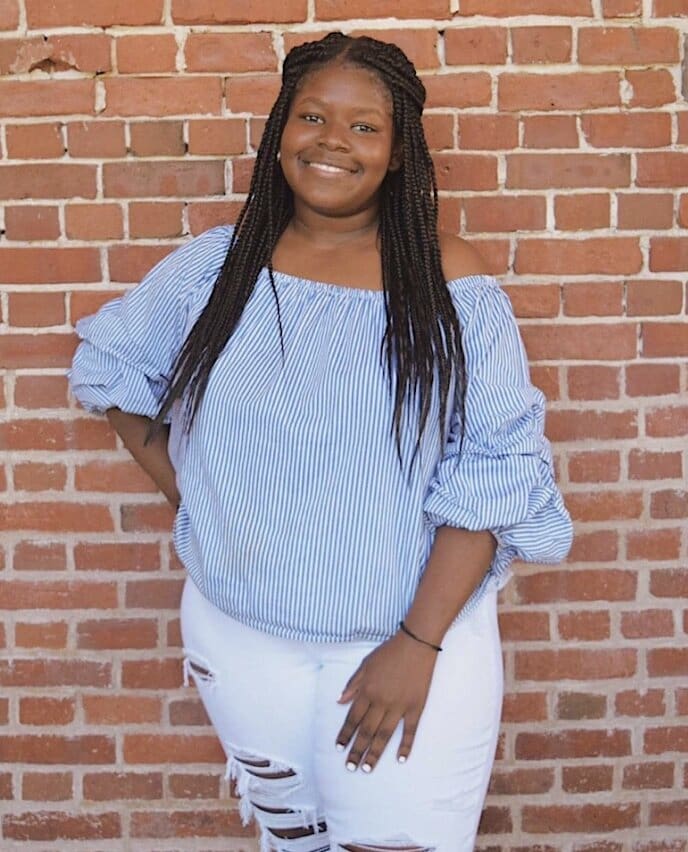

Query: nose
(317, 120), (349, 151)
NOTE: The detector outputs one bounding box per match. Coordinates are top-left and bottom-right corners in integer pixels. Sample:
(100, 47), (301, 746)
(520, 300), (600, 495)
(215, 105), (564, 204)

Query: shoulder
(439, 232), (491, 282)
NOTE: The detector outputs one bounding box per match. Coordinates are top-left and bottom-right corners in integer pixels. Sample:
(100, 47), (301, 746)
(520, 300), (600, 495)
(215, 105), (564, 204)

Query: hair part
(149, 31), (465, 477)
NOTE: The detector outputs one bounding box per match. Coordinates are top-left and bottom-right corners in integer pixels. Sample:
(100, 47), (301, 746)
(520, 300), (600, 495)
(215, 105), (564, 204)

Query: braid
(149, 32), (466, 477)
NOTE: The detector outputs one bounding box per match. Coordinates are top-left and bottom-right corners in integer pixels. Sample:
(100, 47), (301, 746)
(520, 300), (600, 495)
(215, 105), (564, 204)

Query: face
(278, 61), (401, 220)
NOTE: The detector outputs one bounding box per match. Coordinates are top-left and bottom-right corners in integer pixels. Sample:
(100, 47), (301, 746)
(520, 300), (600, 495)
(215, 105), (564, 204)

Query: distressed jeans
(180, 575), (503, 852)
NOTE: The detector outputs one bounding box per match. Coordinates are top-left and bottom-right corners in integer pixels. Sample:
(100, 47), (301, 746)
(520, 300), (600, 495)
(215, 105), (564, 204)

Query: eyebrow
(294, 96), (389, 119)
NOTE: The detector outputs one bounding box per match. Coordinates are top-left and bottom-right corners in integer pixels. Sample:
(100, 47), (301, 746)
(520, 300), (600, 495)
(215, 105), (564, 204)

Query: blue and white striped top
(68, 225), (572, 642)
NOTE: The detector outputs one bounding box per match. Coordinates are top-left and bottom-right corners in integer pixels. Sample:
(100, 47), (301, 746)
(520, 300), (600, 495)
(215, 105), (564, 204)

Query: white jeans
(180, 576), (503, 852)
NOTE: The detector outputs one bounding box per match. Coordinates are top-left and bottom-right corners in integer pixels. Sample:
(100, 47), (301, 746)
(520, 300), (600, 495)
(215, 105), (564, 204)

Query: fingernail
(362, 763), (372, 773)
(346, 762), (356, 772)
(397, 755), (407, 764)
(336, 743), (345, 752)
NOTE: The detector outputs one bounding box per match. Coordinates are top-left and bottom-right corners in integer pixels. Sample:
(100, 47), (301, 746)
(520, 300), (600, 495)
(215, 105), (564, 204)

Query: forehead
(293, 61), (393, 114)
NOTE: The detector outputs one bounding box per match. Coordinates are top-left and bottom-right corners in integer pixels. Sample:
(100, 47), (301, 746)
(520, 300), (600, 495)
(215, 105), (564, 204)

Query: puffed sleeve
(67, 226), (232, 418)
(422, 277), (573, 576)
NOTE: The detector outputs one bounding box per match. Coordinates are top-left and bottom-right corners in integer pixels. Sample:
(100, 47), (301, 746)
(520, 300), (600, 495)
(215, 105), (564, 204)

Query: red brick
(8, 292), (65, 327)
(522, 115), (579, 149)
(188, 119), (246, 155)
(173, 0), (307, 23)
(433, 154), (498, 191)
(71, 290), (124, 323)
(638, 153), (688, 188)
(77, 618), (158, 650)
(20, 697), (75, 726)
(104, 161), (224, 198)
(621, 609), (675, 639)
(618, 194), (674, 230)
(117, 35), (177, 73)
(565, 490), (643, 522)
(65, 204), (124, 241)
(14, 376), (68, 409)
(104, 77), (222, 117)
(13, 541), (66, 571)
(5, 206), (60, 241)
(643, 322), (688, 357)
(516, 728), (631, 759)
(504, 285), (560, 319)
(650, 238), (688, 272)
(629, 450), (683, 480)
(0, 500), (113, 533)
(650, 568), (688, 598)
(616, 689), (666, 717)
(563, 281), (623, 316)
(169, 773), (221, 799)
(124, 734), (225, 764)
(3, 810), (121, 841)
(650, 492), (688, 520)
(444, 27), (508, 65)
(0, 659), (110, 688)
(122, 658), (184, 689)
(84, 771), (163, 801)
(579, 26), (679, 64)
(422, 73), (493, 109)
(0, 164), (97, 201)
(567, 365), (621, 399)
(83, 696), (162, 724)
(522, 804), (639, 833)
(568, 530), (618, 562)
(0, 333), (76, 368)
(170, 698), (212, 726)
(625, 69), (675, 107)
(648, 648), (688, 677)
(582, 113), (672, 148)
(1, 419), (115, 452)
(499, 72), (620, 111)
(460, 0), (592, 11)
(547, 410), (637, 444)
(129, 121), (184, 156)
(67, 121), (126, 158)
(522, 323), (636, 360)
(129, 202), (184, 239)
(0, 580), (117, 610)
(508, 154), (630, 189)
(5, 122), (64, 158)
(654, 0), (688, 12)
(125, 578), (184, 609)
(562, 764), (613, 792)
(512, 27), (572, 63)
(556, 194), (611, 231)
(498, 611), (550, 642)
(516, 239), (641, 274)
(75, 460), (157, 493)
(500, 691), (548, 722)
(569, 449), (620, 481)
(559, 612), (611, 642)
(315, 0), (448, 18)
(489, 767), (554, 795)
(0, 80), (94, 118)
(0, 0), (19, 29)
(517, 570), (636, 604)
(0, 734), (115, 764)
(74, 542), (161, 572)
(15, 622), (68, 649)
(464, 196), (546, 233)
(226, 74), (282, 114)
(14, 462), (67, 491)
(352, 28), (440, 70)
(22, 772), (72, 802)
(626, 363), (681, 396)
(645, 726), (688, 754)
(458, 115), (518, 150)
(603, 0), (642, 14)
(26, 0), (163, 25)
(0, 35), (109, 75)
(623, 762), (674, 790)
(680, 194), (688, 227)
(109, 245), (172, 282)
(185, 32), (276, 72)
(646, 405), (688, 437)
(423, 113), (454, 150)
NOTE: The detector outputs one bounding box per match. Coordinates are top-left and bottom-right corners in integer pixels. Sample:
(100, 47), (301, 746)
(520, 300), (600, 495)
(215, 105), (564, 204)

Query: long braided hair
(149, 32), (465, 475)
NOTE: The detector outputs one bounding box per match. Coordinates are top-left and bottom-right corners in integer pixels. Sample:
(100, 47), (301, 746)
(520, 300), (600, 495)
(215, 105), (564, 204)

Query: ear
(388, 139), (403, 173)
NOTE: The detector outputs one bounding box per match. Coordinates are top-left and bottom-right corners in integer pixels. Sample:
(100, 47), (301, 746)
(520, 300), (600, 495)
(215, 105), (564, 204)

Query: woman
(69, 32), (572, 852)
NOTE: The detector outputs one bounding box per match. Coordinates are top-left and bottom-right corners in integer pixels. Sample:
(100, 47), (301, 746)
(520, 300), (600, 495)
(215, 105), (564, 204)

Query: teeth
(308, 162), (349, 174)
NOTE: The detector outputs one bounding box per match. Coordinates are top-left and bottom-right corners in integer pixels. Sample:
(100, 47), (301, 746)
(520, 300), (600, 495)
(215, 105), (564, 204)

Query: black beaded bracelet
(398, 621), (443, 652)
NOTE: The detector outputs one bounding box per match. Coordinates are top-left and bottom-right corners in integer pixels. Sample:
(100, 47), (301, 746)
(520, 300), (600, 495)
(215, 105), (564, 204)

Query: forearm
(403, 526), (497, 646)
(106, 408), (180, 508)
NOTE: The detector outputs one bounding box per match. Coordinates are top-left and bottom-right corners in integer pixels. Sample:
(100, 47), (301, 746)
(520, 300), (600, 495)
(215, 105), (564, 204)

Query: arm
(106, 409), (180, 509)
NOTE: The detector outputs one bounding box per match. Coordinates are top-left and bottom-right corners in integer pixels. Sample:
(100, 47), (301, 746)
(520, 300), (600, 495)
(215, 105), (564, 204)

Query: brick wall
(1, 0), (687, 848)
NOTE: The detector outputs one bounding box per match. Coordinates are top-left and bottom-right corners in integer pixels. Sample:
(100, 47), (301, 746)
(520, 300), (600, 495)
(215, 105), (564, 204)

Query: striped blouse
(68, 225), (572, 642)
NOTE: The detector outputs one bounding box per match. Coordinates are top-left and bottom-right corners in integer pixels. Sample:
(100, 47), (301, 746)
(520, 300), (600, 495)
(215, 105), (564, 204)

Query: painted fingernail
(397, 755), (407, 764)
(362, 763), (372, 773)
(346, 762), (356, 772)
(336, 743), (345, 752)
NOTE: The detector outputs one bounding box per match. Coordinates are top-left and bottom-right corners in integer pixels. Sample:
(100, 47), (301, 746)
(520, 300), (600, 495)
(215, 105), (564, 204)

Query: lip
(300, 158), (358, 175)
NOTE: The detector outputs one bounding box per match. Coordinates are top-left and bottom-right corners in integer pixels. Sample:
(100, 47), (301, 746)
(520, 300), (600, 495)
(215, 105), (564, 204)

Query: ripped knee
(341, 842), (434, 852)
(182, 651), (216, 687)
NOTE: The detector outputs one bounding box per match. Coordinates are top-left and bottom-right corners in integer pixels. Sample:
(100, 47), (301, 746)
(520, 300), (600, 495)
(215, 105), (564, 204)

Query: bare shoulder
(439, 232), (491, 281)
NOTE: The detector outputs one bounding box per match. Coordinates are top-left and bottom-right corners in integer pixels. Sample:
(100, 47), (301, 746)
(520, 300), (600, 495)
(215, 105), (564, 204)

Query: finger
(344, 706), (386, 772)
(357, 711), (401, 773)
(397, 711), (421, 764)
(338, 666), (365, 704)
(336, 696), (370, 752)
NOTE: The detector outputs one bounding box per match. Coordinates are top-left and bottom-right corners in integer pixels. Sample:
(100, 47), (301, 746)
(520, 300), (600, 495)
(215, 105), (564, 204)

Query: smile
(303, 161), (356, 175)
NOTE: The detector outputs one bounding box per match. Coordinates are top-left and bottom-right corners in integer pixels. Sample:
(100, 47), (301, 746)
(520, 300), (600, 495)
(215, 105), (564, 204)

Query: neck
(288, 203), (380, 248)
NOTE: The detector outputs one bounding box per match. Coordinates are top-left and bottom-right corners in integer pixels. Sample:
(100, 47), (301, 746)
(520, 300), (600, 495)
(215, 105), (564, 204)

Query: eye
(353, 123), (376, 133)
(301, 113), (322, 123)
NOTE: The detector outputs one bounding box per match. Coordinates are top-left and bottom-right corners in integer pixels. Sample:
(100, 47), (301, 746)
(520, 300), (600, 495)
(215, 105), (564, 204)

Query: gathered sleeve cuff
(67, 226), (232, 420)
(422, 277), (573, 571)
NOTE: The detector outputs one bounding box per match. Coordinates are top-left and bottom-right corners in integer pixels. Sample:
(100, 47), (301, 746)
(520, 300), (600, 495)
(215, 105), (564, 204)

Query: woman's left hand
(335, 630), (439, 772)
